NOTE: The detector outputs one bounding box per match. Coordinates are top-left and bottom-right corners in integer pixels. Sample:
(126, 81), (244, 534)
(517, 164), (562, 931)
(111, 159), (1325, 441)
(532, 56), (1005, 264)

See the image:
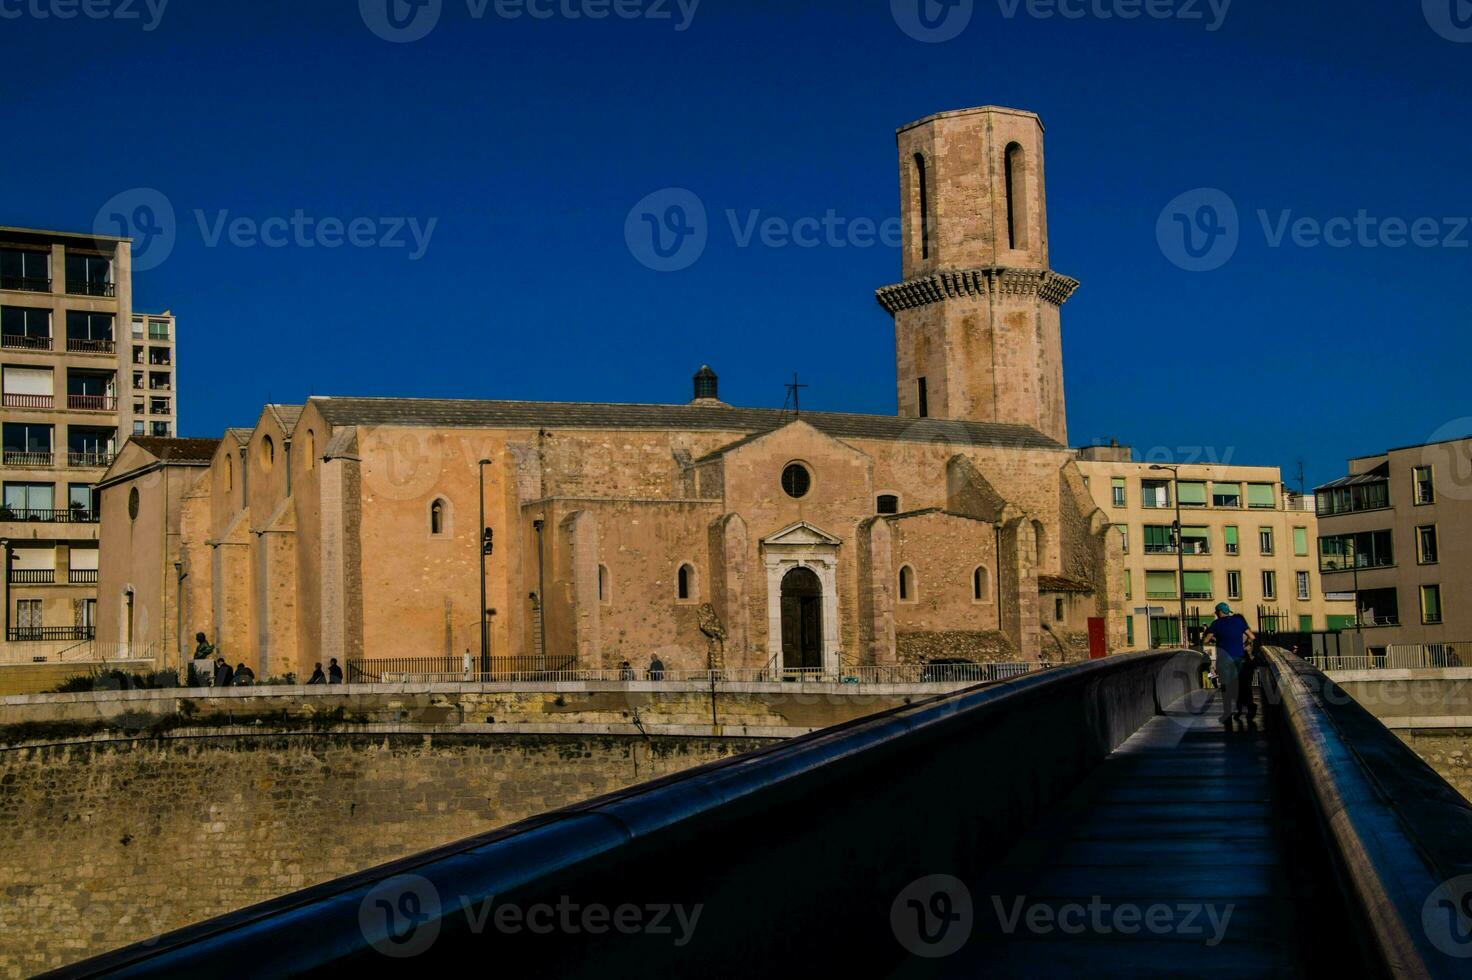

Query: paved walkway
(900, 689), (1320, 978)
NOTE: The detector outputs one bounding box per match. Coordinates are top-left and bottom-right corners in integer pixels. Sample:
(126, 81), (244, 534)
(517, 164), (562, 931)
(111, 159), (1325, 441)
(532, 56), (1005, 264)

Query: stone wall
(1398, 731), (1472, 803)
(0, 730), (772, 977)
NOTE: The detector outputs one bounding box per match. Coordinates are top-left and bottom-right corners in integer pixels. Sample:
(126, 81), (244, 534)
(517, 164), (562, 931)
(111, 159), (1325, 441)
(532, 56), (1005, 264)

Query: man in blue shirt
(1203, 602), (1255, 727)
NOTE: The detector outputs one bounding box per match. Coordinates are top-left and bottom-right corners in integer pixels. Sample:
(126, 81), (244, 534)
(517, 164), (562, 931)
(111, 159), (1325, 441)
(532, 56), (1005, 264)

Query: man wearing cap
(1202, 602), (1255, 728)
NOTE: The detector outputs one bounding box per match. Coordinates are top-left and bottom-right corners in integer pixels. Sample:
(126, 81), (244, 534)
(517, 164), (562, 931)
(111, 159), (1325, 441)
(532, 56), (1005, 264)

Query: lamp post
(478, 459), (493, 678)
(1150, 464), (1190, 649)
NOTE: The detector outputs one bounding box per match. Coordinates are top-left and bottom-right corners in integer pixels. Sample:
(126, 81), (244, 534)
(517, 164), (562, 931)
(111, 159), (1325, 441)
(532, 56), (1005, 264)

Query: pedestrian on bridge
(1203, 603), (1255, 728)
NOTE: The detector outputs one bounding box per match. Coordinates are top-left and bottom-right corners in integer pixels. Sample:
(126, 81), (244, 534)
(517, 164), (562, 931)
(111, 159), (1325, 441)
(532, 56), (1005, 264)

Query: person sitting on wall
(327, 658), (344, 684)
(233, 663), (255, 686)
(307, 663), (327, 685)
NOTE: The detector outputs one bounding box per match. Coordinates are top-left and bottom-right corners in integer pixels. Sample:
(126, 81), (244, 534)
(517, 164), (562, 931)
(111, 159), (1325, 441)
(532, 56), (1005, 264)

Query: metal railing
(2, 451), (54, 468)
(68, 569), (99, 584)
(65, 279), (115, 297)
(4, 626), (95, 643)
(1, 393), (53, 409)
(67, 394), (117, 412)
(9, 569), (56, 584)
(0, 275), (51, 292)
(66, 337), (115, 354)
(68, 451), (115, 469)
(0, 507), (97, 523)
(1310, 643), (1468, 671)
(0, 333), (52, 351)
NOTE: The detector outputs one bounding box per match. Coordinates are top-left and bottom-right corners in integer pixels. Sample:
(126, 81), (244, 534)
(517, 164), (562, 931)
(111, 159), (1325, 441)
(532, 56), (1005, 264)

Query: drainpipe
(533, 519), (546, 669)
(284, 440), (293, 497)
(1, 538), (10, 642)
(174, 561), (188, 672)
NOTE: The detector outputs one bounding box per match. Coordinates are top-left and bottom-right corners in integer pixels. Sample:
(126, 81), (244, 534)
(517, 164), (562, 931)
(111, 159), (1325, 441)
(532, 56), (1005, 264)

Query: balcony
(0, 276), (51, 293)
(148, 351), (172, 366)
(2, 451), (54, 468)
(68, 569), (99, 585)
(1, 394), (54, 409)
(0, 506), (97, 524)
(66, 337), (115, 355)
(5, 626), (93, 642)
(65, 280), (116, 298)
(67, 394), (117, 412)
(67, 451), (115, 469)
(10, 569), (55, 584)
(1, 333), (53, 352)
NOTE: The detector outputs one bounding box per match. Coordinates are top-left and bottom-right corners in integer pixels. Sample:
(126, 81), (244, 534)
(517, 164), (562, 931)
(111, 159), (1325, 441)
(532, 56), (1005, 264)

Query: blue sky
(3, 0), (1468, 487)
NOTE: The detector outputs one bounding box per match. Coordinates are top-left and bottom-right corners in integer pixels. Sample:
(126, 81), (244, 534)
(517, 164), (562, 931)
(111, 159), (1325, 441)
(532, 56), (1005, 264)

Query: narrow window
(1055, 597), (1065, 622)
(914, 153), (931, 261)
(430, 499), (446, 536)
(677, 564), (693, 601)
(917, 378), (929, 419)
(598, 565), (610, 604)
(899, 565), (914, 602)
(304, 429), (316, 470)
(973, 566), (990, 601)
(225, 455), (233, 491)
(1004, 142), (1028, 250)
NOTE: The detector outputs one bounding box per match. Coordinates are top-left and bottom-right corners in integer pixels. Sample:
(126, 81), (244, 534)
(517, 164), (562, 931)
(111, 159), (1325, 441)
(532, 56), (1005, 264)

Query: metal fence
(1310, 642), (1470, 672)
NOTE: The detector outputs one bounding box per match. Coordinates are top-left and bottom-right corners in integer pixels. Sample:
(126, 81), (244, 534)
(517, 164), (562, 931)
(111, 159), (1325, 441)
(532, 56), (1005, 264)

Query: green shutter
(1247, 483), (1276, 508)
(1299, 615), (1314, 632)
(1182, 571), (1213, 596)
(1212, 482), (1240, 500)
(1293, 527), (1309, 556)
(1126, 616), (1135, 646)
(1124, 569), (1132, 598)
(1327, 615), (1357, 632)
(1224, 526), (1239, 547)
(1146, 571), (1177, 598)
(1178, 482), (1207, 505)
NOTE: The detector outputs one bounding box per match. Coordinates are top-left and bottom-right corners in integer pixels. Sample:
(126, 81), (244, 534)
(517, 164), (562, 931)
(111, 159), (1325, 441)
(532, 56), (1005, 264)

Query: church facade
(97, 106), (1126, 678)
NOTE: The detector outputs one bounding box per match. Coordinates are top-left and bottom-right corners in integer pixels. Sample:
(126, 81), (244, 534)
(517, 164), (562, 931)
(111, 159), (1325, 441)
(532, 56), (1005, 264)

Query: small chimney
(693, 364), (719, 402)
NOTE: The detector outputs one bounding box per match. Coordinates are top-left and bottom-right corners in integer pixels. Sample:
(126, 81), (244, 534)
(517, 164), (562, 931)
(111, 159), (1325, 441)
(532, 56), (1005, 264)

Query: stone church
(98, 105), (1125, 678)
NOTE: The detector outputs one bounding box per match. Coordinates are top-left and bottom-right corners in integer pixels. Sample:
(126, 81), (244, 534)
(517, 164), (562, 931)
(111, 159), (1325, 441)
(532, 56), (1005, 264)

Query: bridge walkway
(911, 689), (1326, 978)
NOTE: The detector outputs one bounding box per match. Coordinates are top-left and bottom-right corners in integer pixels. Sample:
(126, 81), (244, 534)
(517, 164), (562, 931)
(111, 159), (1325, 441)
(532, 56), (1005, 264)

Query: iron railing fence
(5, 626), (95, 643)
(0, 332), (52, 351)
(0, 507), (97, 523)
(1310, 643), (1470, 671)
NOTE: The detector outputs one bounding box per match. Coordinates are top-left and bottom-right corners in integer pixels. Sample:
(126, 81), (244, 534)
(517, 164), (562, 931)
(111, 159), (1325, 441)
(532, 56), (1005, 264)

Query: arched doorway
(780, 566), (824, 672)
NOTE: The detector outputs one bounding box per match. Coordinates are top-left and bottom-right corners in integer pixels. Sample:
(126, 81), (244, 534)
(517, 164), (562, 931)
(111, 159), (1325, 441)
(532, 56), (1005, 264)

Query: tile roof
(227, 428), (254, 446)
(266, 404), (304, 435)
(129, 437), (221, 464)
(1038, 574), (1095, 593)
(309, 397), (1062, 451)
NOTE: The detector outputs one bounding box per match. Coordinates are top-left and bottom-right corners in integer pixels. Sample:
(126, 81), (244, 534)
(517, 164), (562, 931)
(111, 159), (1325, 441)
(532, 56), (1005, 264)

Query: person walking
(328, 658), (344, 684)
(1202, 603), (1255, 728)
(307, 663), (327, 685)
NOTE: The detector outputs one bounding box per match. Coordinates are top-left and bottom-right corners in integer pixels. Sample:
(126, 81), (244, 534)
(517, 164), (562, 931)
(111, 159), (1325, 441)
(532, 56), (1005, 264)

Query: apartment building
(128, 311), (178, 439)
(1077, 444), (1355, 648)
(0, 226), (173, 654)
(1315, 436), (1472, 651)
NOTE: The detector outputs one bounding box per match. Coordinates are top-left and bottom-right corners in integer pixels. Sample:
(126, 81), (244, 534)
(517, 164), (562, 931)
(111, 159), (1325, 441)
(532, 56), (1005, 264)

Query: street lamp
(478, 459), (493, 678)
(1150, 464), (1191, 649)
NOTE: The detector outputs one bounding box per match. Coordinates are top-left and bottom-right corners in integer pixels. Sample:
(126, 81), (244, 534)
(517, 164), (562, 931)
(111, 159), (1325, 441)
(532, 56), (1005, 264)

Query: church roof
(128, 437), (221, 464)
(265, 404), (304, 435)
(309, 397), (1062, 451)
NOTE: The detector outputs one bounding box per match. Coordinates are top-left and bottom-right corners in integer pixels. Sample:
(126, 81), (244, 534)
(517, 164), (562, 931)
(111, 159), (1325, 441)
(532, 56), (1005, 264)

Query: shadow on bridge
(48, 650), (1472, 979)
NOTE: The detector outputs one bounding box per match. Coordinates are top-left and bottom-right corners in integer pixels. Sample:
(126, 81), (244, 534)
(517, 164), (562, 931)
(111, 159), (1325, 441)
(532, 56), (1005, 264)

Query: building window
(16, 599), (42, 632)
(598, 565), (610, 604)
(1177, 481), (1207, 508)
(913, 153), (931, 261)
(1115, 524), (1129, 554)
(1259, 528), (1275, 555)
(1297, 571), (1311, 601)
(898, 565), (915, 602)
(1414, 465), (1436, 505)
(225, 455), (233, 491)
(917, 377), (928, 419)
(1293, 527), (1309, 557)
(1224, 526), (1240, 556)
(148, 319), (169, 340)
(1111, 477), (1126, 507)
(1422, 584), (1444, 625)
(1183, 572), (1213, 601)
(1143, 525), (1174, 555)
(65, 253), (112, 294)
(1141, 480), (1171, 509)
(973, 566), (991, 602)
(1181, 526), (1210, 556)
(1212, 483), (1242, 508)
(677, 564), (695, 601)
(781, 462), (811, 499)
(877, 494), (900, 515)
(1319, 530), (1395, 572)
(1004, 142), (1028, 250)
(1227, 571), (1242, 601)
(1124, 569), (1133, 599)
(261, 436), (275, 469)
(1262, 570), (1278, 600)
(1055, 596), (1065, 621)
(303, 430), (316, 470)
(1145, 571), (1177, 600)
(151, 422), (169, 437)
(1317, 480), (1390, 516)
(1126, 615), (1135, 647)
(1418, 525), (1439, 565)
(430, 499), (447, 536)
(131, 317), (144, 338)
(1247, 483), (1277, 509)
(0, 248), (50, 291)
(1299, 614), (1314, 632)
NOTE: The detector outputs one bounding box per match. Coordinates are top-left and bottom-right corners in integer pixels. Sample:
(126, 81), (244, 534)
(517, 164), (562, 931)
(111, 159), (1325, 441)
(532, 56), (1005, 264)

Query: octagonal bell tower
(877, 106), (1079, 445)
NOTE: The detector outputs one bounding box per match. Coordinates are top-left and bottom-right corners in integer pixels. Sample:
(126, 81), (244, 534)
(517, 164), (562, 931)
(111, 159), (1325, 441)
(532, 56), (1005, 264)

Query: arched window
(225, 454), (233, 491)
(261, 435), (275, 470)
(598, 565), (610, 604)
(677, 564), (695, 601)
(430, 498), (447, 536)
(303, 429), (316, 470)
(973, 566), (991, 602)
(1005, 142), (1028, 250)
(914, 153), (932, 261)
(899, 565), (916, 602)
(877, 494), (900, 515)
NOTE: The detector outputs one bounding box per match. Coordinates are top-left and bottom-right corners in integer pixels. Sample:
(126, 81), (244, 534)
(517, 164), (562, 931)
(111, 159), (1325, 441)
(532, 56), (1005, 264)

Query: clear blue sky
(4, 0), (1468, 488)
